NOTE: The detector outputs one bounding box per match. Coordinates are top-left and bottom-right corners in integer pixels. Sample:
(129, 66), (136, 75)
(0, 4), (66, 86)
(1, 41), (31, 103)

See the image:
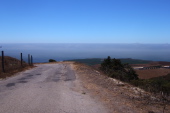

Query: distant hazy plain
(1, 43), (170, 63)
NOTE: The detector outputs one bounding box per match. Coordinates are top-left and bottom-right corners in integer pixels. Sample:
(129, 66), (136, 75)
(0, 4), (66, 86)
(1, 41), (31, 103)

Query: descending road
(0, 63), (109, 113)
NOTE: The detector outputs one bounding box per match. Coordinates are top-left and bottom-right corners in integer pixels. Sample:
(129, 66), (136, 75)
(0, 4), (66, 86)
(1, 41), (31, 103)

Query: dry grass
(0, 56), (34, 79)
(136, 68), (170, 79)
(131, 62), (170, 79)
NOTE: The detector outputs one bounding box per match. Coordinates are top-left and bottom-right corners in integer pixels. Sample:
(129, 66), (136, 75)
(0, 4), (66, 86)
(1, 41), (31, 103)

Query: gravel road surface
(0, 63), (109, 113)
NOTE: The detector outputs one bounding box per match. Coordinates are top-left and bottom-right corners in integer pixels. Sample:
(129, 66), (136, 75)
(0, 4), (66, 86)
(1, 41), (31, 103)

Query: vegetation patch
(49, 59), (56, 62)
(100, 56), (170, 101)
(131, 74), (170, 97)
(100, 56), (138, 82)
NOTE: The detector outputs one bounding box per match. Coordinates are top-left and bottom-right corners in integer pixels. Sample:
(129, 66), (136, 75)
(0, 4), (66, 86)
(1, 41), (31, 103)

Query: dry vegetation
(0, 56), (33, 79)
(131, 61), (170, 79)
(136, 68), (170, 79)
(94, 62), (170, 79)
(131, 61), (170, 67)
(73, 62), (170, 113)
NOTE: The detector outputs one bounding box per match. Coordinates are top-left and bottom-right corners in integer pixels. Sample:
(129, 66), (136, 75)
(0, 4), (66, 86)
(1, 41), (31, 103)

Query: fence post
(31, 55), (33, 66)
(1, 51), (5, 72)
(28, 54), (30, 65)
(21, 53), (23, 67)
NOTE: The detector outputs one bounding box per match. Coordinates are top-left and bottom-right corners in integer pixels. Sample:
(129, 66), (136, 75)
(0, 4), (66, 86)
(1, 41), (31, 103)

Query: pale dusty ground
(0, 62), (110, 113)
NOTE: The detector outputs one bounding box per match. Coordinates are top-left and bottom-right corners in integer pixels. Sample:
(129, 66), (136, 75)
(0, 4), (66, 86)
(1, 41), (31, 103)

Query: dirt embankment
(72, 62), (170, 113)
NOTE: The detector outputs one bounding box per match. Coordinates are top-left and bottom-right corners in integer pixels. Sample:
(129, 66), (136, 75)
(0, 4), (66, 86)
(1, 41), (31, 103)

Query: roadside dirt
(72, 62), (170, 113)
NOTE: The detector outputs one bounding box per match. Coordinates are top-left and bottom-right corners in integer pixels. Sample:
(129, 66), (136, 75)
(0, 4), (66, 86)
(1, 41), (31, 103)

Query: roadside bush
(130, 76), (170, 97)
(100, 56), (170, 97)
(100, 56), (138, 82)
(49, 59), (56, 62)
(130, 79), (145, 87)
(162, 82), (170, 96)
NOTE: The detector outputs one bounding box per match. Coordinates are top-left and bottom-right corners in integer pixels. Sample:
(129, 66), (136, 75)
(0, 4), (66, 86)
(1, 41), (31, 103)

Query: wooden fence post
(31, 55), (33, 66)
(28, 54), (30, 65)
(21, 53), (23, 67)
(1, 51), (5, 72)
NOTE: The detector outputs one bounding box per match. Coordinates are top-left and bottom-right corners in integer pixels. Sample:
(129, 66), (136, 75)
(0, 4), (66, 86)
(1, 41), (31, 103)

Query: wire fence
(0, 51), (33, 74)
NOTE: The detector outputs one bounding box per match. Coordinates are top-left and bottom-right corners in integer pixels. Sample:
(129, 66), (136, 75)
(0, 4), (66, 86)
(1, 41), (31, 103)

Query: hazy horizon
(1, 43), (170, 63)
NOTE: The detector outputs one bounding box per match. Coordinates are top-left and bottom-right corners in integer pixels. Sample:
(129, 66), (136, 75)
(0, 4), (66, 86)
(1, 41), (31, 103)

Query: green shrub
(130, 77), (170, 96)
(100, 56), (170, 97)
(49, 59), (56, 62)
(162, 82), (170, 96)
(100, 56), (138, 82)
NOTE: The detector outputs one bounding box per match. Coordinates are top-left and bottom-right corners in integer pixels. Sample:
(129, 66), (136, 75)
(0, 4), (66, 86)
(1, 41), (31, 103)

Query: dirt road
(0, 63), (109, 113)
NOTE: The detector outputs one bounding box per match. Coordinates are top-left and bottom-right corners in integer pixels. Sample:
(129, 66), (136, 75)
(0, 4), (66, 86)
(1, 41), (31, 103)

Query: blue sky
(0, 0), (170, 43)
